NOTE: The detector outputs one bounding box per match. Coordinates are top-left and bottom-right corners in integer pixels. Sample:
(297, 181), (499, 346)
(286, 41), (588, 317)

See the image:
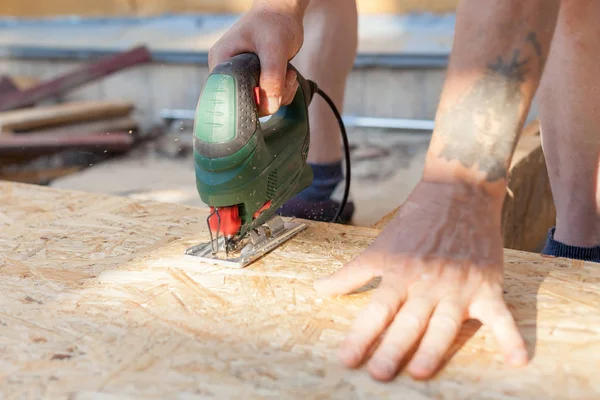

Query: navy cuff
(541, 227), (600, 262)
(295, 161), (343, 202)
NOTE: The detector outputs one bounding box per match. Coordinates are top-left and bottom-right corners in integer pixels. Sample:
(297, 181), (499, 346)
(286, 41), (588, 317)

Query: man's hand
(208, 3), (307, 116)
(314, 180), (528, 381)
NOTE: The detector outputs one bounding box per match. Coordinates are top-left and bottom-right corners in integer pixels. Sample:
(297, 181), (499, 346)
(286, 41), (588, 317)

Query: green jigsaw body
(193, 53), (317, 238)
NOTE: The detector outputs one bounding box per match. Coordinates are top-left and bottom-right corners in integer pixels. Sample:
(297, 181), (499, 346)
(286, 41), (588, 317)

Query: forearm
(423, 0), (560, 199)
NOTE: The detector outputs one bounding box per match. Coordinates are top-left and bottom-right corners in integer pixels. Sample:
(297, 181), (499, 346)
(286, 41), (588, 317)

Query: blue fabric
(277, 161), (354, 223)
(541, 227), (600, 262)
(295, 161), (343, 202)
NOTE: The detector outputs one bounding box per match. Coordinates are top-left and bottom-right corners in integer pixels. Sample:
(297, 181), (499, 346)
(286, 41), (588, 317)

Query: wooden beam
(372, 120), (555, 252)
(0, 76), (19, 94)
(502, 131), (555, 251)
(0, 75), (39, 94)
(0, 46), (152, 112)
(0, 181), (597, 398)
(10, 75), (41, 91)
(0, 131), (135, 157)
(13, 116), (138, 136)
(0, 166), (82, 184)
(0, 100), (134, 131)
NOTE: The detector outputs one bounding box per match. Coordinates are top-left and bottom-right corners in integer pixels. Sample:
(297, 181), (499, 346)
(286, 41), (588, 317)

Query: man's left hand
(314, 180), (528, 381)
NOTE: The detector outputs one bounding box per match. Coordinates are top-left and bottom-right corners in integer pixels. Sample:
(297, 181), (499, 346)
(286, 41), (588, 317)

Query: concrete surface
(50, 127), (431, 227)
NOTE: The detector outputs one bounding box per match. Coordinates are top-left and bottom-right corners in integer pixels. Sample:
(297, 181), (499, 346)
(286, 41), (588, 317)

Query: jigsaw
(184, 52), (350, 268)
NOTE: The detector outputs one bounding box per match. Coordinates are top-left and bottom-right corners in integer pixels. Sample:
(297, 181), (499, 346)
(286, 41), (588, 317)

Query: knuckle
(431, 313), (460, 335)
(207, 46), (226, 70)
(207, 49), (217, 69)
(483, 302), (515, 328)
(260, 70), (284, 85)
(402, 313), (427, 334)
(369, 301), (397, 322)
(493, 307), (515, 325)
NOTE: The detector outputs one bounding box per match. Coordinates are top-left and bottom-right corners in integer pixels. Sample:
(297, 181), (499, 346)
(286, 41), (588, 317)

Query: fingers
(470, 296), (528, 366)
(338, 276), (407, 368)
(207, 36), (250, 72)
(280, 69), (299, 107)
(255, 44), (289, 115)
(313, 255), (377, 296)
(208, 37), (294, 116)
(367, 296), (436, 381)
(406, 297), (465, 380)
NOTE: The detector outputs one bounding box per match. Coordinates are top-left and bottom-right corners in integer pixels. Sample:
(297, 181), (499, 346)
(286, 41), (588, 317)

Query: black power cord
(313, 87), (351, 224)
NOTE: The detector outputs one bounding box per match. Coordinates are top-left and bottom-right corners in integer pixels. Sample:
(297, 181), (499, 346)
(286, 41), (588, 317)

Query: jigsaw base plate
(184, 219), (307, 269)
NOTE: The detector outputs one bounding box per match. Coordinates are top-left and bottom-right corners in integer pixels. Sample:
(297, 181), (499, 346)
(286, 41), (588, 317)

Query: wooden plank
(10, 75), (41, 91)
(373, 124), (555, 252)
(0, 166), (82, 184)
(0, 181), (598, 399)
(0, 47), (152, 112)
(502, 134), (555, 251)
(13, 116), (138, 136)
(0, 131), (135, 157)
(0, 100), (134, 131)
(0, 76), (19, 94)
(0, 75), (39, 95)
(0, 0), (459, 17)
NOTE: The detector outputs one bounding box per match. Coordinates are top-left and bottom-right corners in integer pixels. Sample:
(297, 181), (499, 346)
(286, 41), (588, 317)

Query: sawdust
(50, 128), (431, 227)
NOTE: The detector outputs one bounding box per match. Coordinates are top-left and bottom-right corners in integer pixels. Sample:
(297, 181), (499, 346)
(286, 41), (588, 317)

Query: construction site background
(1, 0), (457, 18)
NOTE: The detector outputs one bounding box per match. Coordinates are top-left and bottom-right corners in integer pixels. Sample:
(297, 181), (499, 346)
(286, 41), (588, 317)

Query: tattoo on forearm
(526, 32), (542, 57)
(526, 32), (543, 71)
(436, 32), (542, 182)
(487, 50), (529, 82)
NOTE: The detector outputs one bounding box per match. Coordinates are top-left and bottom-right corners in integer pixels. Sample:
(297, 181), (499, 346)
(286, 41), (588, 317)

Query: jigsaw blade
(184, 216), (306, 268)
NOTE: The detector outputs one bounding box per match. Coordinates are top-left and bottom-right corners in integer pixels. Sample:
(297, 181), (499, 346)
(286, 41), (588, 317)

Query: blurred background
(0, 0), (539, 226)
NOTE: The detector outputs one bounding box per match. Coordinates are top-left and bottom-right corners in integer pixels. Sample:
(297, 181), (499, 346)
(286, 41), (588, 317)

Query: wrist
(413, 178), (505, 224)
(420, 166), (507, 214)
(422, 143), (510, 202)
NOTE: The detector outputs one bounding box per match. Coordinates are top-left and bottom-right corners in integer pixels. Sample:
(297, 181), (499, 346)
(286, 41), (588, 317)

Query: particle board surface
(0, 182), (599, 399)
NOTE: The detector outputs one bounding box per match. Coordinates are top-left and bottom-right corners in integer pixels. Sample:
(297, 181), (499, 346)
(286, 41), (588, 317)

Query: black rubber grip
(194, 52), (316, 159)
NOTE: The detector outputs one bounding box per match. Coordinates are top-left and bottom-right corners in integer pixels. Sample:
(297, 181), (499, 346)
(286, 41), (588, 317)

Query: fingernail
(286, 72), (297, 87)
(510, 348), (528, 365)
(287, 80), (299, 94)
(369, 358), (395, 378)
(266, 96), (281, 114)
(338, 347), (360, 366)
(409, 354), (434, 373)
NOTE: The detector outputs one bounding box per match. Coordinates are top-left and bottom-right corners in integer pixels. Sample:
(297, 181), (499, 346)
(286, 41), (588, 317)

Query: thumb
(314, 255), (378, 296)
(257, 50), (289, 115)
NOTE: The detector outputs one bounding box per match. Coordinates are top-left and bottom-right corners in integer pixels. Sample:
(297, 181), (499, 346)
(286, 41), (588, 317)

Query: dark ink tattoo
(436, 33), (541, 182)
(526, 32), (542, 57)
(487, 50), (529, 82)
(526, 32), (544, 71)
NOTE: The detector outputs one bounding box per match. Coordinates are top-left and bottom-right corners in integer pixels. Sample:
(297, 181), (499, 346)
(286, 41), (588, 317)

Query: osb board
(0, 182), (599, 399)
(0, 0), (458, 17)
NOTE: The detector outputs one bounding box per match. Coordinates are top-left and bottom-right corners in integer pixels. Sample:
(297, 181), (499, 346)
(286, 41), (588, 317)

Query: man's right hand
(208, 4), (306, 116)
